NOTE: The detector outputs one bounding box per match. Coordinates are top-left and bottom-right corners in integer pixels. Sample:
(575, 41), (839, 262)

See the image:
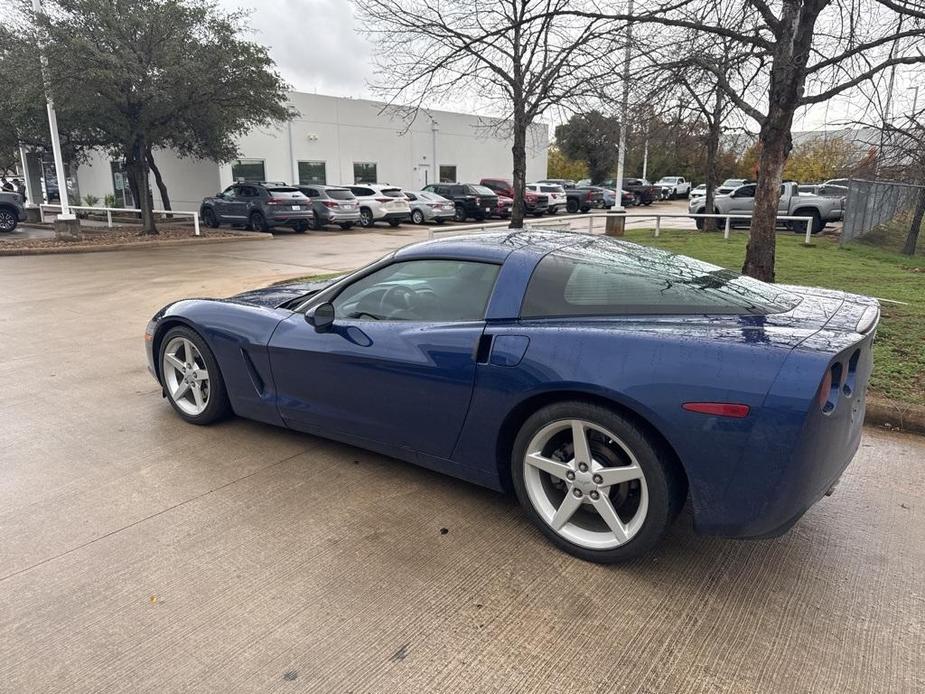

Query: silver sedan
(405, 191), (456, 225)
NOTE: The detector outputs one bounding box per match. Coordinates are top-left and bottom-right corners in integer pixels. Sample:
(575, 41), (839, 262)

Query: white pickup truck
(689, 181), (845, 233)
(655, 176), (691, 199)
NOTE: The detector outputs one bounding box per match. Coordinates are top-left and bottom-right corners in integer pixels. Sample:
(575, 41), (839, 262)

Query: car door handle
(475, 334), (493, 363)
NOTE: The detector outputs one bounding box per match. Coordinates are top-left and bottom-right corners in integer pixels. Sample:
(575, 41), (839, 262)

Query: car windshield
(471, 185), (495, 196)
(521, 237), (802, 317)
(326, 188), (355, 200)
(721, 179), (745, 187)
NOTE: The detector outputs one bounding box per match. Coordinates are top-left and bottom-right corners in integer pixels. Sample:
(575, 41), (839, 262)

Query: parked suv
(297, 184), (361, 230)
(526, 183), (568, 214)
(345, 184), (411, 227)
(423, 183), (498, 222)
(479, 178), (549, 216)
(201, 182), (314, 232)
(0, 191), (26, 233)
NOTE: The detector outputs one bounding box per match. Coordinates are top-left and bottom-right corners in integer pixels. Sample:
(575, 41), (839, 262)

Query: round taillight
(817, 369), (833, 409)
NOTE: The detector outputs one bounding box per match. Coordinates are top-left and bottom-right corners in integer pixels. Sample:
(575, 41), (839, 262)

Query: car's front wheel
(512, 401), (684, 563)
(202, 208), (220, 229)
(159, 326), (231, 425)
(0, 207), (18, 232)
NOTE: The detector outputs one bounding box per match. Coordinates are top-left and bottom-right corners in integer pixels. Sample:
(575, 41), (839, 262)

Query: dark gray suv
(297, 185), (361, 230)
(200, 182), (314, 232)
(0, 191), (26, 233)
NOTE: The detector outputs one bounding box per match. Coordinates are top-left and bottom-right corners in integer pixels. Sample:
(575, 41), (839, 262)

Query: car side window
(223, 187), (238, 200)
(735, 185), (757, 198)
(405, 192), (417, 201)
(331, 260), (500, 322)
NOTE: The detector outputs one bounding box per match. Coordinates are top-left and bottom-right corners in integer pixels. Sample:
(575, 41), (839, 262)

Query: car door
(213, 186), (237, 221)
(727, 184), (757, 214)
(220, 185), (250, 222)
(267, 258), (501, 458)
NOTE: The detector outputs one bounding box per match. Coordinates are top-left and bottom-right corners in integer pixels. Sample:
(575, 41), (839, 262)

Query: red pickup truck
(480, 178), (550, 216)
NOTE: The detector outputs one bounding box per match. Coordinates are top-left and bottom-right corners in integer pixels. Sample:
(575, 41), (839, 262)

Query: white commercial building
(72, 92), (549, 212)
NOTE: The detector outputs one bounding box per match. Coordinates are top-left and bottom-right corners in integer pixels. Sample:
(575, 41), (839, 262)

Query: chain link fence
(842, 178), (925, 250)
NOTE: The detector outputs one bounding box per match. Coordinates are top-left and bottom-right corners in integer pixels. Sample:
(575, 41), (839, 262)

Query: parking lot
(1, 227), (922, 693)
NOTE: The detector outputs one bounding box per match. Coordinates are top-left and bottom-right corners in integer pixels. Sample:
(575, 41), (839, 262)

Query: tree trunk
(741, 0), (823, 282)
(702, 90), (723, 232)
(510, 108), (527, 229)
(146, 146), (172, 216)
(903, 186), (925, 255)
(126, 133), (157, 235)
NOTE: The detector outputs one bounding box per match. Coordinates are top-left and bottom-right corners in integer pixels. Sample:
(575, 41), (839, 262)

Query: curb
(0, 231), (272, 256)
(865, 396), (925, 436)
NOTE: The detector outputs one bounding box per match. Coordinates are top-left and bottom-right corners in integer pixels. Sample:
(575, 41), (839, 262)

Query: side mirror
(306, 302), (335, 332)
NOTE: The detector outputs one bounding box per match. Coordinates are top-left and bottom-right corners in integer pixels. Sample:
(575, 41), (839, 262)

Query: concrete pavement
(0, 227), (922, 693)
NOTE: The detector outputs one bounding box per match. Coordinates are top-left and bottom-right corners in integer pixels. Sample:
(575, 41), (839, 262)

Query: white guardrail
(40, 204), (200, 236)
(428, 211), (816, 244)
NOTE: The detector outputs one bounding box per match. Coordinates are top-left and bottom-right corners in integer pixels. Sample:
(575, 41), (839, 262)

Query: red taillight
(266, 197), (285, 205)
(682, 402), (751, 418)
(375, 197), (391, 203)
(817, 369), (833, 409)
(321, 200), (337, 208)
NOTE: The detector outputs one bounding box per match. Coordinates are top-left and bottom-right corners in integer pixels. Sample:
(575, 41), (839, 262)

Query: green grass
(621, 229), (925, 405)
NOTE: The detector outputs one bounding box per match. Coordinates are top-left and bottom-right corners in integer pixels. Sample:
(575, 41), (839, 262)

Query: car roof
(393, 229), (584, 263)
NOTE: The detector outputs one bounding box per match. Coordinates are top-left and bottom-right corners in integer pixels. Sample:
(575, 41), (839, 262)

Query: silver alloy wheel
(523, 419), (649, 550)
(162, 336), (211, 416)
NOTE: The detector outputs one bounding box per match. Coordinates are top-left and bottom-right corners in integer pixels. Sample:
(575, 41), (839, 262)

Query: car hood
(227, 277), (342, 308)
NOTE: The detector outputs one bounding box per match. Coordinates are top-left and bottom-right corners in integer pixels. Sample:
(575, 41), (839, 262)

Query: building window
(231, 159), (266, 182)
(298, 161), (326, 185)
(439, 165), (457, 183)
(353, 162), (377, 184)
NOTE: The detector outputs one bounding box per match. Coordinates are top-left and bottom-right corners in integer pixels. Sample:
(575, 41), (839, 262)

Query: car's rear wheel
(359, 208), (374, 228)
(293, 220), (309, 233)
(454, 206), (467, 222)
(512, 401), (683, 563)
(792, 208), (823, 234)
(249, 211), (269, 232)
(159, 326), (231, 425)
(202, 208), (219, 229)
(339, 223), (354, 230)
(434, 219), (445, 225)
(566, 199), (579, 214)
(411, 209), (425, 225)
(0, 207), (18, 232)
(388, 219), (401, 227)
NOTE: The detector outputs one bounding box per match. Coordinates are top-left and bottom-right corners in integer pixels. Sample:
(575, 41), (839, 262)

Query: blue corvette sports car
(145, 231), (879, 562)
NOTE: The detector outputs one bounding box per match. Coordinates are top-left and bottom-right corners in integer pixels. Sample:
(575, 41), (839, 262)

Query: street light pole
(607, 0), (633, 236)
(32, 0), (75, 224)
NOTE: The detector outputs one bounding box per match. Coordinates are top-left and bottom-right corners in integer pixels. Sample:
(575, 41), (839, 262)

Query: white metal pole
(287, 118), (298, 184)
(32, 0), (75, 220)
(641, 131), (649, 181)
(611, 0), (633, 215)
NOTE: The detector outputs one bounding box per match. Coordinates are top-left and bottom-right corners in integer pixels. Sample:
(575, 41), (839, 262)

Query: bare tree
(569, 0), (925, 280)
(355, 0), (621, 228)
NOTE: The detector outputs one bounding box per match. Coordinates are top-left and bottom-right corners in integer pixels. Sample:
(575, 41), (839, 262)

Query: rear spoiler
(856, 304), (880, 334)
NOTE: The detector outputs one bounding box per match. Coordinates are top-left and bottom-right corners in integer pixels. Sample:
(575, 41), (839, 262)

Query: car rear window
(521, 238), (801, 317)
(380, 188), (405, 197)
(326, 188), (355, 200)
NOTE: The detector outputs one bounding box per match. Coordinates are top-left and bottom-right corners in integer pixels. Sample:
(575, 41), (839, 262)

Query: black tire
(643, 200), (653, 206)
(0, 207), (17, 232)
(454, 206), (467, 222)
(293, 220), (309, 233)
(359, 208), (374, 228)
(202, 207), (220, 229)
(249, 211), (269, 232)
(511, 400), (685, 563)
(339, 223), (354, 230)
(793, 208), (824, 235)
(311, 212), (324, 231)
(158, 326), (231, 426)
(547, 207), (558, 215)
(695, 217), (705, 230)
(580, 206), (591, 214)
(411, 209), (425, 225)
(435, 219), (445, 225)
(566, 199), (579, 214)
(388, 219), (401, 227)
